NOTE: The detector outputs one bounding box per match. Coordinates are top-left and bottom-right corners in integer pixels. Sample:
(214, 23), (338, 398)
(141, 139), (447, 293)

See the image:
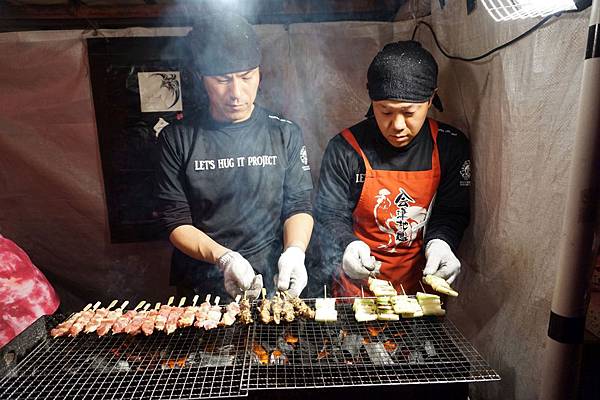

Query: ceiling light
(481, 0), (578, 21)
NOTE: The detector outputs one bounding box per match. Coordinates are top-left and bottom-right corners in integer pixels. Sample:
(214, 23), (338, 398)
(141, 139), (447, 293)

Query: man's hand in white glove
(423, 239), (461, 284)
(275, 246), (308, 298)
(217, 251), (256, 298)
(245, 274), (263, 300)
(342, 240), (378, 280)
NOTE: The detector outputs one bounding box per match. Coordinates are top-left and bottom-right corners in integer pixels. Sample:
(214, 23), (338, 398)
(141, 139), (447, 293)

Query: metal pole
(539, 1), (600, 399)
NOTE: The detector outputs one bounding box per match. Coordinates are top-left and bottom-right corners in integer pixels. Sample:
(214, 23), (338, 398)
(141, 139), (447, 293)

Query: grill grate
(0, 320), (251, 399)
(247, 298), (500, 389)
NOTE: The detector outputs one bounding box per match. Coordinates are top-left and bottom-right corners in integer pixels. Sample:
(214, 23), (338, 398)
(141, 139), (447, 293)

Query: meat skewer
(124, 303), (151, 335)
(238, 294), (253, 325)
(271, 293), (283, 325)
(259, 289), (272, 324)
(50, 303), (92, 338)
(178, 295), (199, 328)
(219, 295), (241, 326)
(84, 300), (118, 334)
(154, 296), (174, 333)
(165, 297), (187, 335)
(202, 296), (222, 330)
(193, 294), (212, 329)
(286, 293), (315, 319)
(141, 302), (161, 336)
(97, 301), (129, 337)
(111, 301), (146, 334)
(281, 294), (295, 323)
(69, 301), (102, 337)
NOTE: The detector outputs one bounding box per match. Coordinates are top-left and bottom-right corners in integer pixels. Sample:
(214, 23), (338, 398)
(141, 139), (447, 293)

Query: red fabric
(334, 119), (441, 296)
(0, 235), (60, 347)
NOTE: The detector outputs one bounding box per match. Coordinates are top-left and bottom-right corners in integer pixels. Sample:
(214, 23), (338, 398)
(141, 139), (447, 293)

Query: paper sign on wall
(138, 71), (183, 112)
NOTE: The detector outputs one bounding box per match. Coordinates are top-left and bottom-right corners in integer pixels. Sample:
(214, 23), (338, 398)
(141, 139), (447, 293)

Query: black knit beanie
(367, 40), (442, 111)
(187, 13), (261, 76)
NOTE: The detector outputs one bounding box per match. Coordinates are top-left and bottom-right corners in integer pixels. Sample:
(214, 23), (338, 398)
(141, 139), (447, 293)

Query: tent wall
(0, 3), (592, 398)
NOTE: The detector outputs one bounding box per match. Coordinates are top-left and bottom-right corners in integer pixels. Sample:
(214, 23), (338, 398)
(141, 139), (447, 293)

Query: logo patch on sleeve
(300, 146), (310, 171)
(460, 160), (471, 186)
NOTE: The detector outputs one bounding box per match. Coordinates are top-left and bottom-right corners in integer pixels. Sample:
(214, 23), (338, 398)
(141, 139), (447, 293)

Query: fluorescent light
(481, 0), (578, 21)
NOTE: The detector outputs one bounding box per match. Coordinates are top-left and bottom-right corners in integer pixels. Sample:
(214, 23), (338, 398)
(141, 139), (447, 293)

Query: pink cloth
(0, 235), (60, 347)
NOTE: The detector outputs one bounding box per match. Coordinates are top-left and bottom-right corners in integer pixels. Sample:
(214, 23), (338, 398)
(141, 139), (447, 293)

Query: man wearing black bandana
(155, 13), (313, 300)
(315, 41), (470, 296)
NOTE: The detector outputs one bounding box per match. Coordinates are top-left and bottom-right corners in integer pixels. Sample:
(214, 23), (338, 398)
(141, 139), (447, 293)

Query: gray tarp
(0, 2), (592, 398)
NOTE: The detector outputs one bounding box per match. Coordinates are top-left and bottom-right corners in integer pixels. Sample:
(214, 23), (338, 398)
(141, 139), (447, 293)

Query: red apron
(333, 118), (441, 297)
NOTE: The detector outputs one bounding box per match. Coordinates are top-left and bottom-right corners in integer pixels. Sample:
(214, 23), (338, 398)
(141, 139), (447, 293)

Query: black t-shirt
(314, 116), (470, 282)
(155, 106), (313, 291)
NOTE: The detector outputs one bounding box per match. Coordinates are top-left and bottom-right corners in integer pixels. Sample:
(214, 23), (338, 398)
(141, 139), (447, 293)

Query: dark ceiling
(0, 0), (411, 32)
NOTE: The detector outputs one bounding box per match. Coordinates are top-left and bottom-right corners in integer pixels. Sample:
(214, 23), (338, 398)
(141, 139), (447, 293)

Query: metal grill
(247, 298), (500, 390)
(0, 317), (251, 400)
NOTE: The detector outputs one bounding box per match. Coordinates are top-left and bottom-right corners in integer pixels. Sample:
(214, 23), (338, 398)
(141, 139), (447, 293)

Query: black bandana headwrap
(366, 40), (443, 114)
(187, 13), (261, 76)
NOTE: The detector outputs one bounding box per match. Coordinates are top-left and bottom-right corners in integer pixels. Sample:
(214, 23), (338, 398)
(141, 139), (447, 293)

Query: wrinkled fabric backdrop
(0, 2), (592, 398)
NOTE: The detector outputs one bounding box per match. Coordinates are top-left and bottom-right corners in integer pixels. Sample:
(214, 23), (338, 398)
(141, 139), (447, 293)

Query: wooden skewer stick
(166, 296), (174, 307)
(323, 285), (327, 299)
(261, 288), (267, 300)
(119, 300), (130, 310)
(134, 301), (146, 311)
(107, 300), (118, 310)
(82, 303), (93, 312)
(360, 286), (365, 298)
(419, 281), (427, 293)
(204, 294), (211, 304)
(154, 303), (161, 310)
(400, 284), (407, 296)
(191, 295), (199, 307)
(235, 294), (242, 304)
(178, 297), (186, 308)
(143, 303), (151, 312)
(92, 301), (102, 311)
(214, 296), (220, 306)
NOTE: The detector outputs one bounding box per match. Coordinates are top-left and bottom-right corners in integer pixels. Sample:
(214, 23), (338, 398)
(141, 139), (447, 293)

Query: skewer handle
(192, 294), (199, 307)
(178, 297), (186, 307)
(134, 301), (146, 311)
(205, 294), (212, 303)
(82, 303), (93, 312)
(108, 299), (118, 310)
(119, 300), (129, 310)
(234, 295), (241, 304)
(92, 301), (102, 310)
(143, 303), (151, 311)
(154, 303), (161, 310)
(167, 296), (174, 307)
(214, 296), (220, 306)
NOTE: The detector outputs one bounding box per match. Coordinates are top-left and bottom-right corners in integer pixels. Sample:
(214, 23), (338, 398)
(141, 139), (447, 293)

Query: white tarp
(0, 3), (592, 398)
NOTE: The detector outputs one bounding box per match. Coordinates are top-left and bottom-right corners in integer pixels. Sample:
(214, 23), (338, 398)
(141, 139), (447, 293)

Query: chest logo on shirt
(373, 187), (427, 252)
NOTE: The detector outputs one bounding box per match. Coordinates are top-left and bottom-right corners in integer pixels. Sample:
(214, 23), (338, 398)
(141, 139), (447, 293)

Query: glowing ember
(252, 344), (269, 365)
(367, 323), (388, 337)
(284, 332), (299, 344)
(383, 340), (397, 353)
(162, 356), (187, 369)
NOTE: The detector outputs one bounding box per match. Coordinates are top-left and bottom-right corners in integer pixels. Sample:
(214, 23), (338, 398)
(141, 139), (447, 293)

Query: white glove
(275, 246), (308, 298)
(423, 239), (461, 284)
(245, 274), (263, 300)
(342, 240), (378, 280)
(217, 251), (256, 298)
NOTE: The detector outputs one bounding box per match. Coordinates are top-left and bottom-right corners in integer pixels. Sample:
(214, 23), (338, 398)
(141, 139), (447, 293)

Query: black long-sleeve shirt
(314, 116), (470, 280)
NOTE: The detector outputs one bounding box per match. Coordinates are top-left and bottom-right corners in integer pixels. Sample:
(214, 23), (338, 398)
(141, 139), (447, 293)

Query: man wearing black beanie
(155, 13), (313, 300)
(315, 41), (470, 297)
